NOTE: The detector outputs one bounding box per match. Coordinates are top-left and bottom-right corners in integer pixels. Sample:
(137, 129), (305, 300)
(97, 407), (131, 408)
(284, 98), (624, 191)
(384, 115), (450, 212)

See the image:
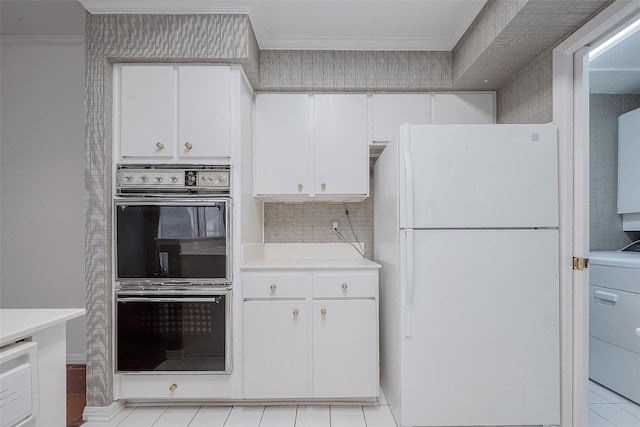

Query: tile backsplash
(264, 198), (373, 260)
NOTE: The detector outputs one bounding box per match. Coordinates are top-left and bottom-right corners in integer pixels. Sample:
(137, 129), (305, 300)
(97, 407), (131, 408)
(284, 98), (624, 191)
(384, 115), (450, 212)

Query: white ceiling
(589, 17), (640, 94)
(75, 0), (487, 51)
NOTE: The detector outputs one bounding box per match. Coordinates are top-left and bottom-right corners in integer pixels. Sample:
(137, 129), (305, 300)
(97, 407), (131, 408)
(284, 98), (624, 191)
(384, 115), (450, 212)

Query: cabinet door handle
(298, 184), (303, 192)
(293, 309), (299, 316)
(341, 282), (348, 290)
(321, 182), (326, 191)
(156, 142), (165, 150)
(270, 284), (277, 291)
(321, 308), (327, 316)
(185, 142), (193, 150)
(169, 383), (177, 392)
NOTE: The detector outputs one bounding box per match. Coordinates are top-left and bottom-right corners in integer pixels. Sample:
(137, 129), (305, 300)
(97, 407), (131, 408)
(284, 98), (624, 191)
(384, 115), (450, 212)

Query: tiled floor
(69, 365), (640, 427)
(589, 380), (640, 426)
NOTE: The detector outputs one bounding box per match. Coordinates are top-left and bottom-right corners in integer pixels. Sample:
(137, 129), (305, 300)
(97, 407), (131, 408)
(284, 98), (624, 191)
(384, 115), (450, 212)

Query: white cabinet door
(178, 66), (230, 158)
(314, 94), (368, 197)
(312, 299), (378, 398)
(120, 65), (175, 158)
(255, 94), (312, 196)
(243, 300), (308, 398)
(618, 108), (640, 213)
(371, 94), (431, 143)
(432, 93), (495, 124)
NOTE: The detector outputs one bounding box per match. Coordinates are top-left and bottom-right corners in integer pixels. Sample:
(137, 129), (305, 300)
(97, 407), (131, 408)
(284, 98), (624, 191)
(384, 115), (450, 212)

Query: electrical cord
(334, 202), (365, 257)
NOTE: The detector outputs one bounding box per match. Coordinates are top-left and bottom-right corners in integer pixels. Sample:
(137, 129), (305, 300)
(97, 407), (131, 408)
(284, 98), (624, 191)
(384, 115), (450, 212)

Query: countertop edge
(241, 259), (381, 270)
(0, 308), (86, 347)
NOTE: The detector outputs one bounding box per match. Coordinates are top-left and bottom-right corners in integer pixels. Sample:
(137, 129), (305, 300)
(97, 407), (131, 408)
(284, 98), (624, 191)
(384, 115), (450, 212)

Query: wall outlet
(331, 220), (339, 232)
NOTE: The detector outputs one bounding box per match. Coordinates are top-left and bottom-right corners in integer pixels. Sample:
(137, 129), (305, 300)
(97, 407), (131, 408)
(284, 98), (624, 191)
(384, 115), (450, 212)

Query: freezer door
(400, 229), (560, 426)
(401, 124), (559, 229)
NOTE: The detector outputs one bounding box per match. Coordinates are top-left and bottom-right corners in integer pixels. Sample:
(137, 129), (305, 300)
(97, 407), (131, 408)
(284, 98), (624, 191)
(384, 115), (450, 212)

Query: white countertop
(241, 243), (381, 270)
(0, 308), (86, 347)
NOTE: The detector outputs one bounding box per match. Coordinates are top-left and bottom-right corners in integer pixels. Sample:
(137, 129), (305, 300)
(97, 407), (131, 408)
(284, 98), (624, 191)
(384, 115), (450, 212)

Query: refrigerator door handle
(405, 228), (415, 338)
(403, 152), (414, 229)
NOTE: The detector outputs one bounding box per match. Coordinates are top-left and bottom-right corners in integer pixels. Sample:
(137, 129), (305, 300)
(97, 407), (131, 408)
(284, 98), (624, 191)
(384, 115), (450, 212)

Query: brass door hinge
(573, 257), (589, 271)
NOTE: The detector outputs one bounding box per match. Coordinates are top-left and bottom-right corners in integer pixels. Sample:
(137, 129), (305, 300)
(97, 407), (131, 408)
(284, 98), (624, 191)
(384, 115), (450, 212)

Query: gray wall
(0, 38), (87, 360)
(589, 94), (640, 251)
(497, 49), (553, 124)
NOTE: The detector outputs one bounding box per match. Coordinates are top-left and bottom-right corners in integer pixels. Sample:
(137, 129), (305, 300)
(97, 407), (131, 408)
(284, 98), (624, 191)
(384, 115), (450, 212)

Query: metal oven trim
(113, 196), (232, 286)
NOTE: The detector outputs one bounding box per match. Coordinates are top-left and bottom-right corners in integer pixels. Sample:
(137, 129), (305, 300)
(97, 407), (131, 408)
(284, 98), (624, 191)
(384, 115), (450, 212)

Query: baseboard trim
(83, 401), (126, 422)
(67, 353), (87, 364)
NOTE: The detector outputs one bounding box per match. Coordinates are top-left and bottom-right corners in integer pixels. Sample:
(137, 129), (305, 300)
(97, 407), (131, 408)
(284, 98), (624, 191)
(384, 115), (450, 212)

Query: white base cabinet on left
(242, 270), (379, 400)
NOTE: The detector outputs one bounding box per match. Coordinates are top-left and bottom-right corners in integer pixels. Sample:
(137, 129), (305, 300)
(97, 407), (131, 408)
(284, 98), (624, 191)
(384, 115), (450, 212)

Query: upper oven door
(115, 197), (231, 285)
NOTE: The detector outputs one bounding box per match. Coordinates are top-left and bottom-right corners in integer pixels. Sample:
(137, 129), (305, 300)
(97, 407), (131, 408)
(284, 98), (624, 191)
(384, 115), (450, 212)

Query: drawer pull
(594, 290), (618, 306)
(270, 284), (277, 291)
(341, 282), (348, 290)
(169, 383), (177, 392)
(293, 309), (299, 316)
(321, 308), (327, 316)
(185, 142), (193, 150)
(156, 142), (165, 150)
(298, 184), (303, 192)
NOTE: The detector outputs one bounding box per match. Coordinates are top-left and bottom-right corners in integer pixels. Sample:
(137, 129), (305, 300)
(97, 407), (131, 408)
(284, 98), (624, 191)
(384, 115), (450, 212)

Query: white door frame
(552, 1), (640, 425)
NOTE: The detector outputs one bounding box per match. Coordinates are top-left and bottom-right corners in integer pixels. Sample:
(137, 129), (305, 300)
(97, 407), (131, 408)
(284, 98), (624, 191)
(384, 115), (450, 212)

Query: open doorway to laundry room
(585, 13), (640, 426)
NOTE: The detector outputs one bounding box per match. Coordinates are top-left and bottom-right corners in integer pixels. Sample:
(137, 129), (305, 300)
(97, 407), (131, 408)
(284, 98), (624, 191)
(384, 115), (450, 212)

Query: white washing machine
(589, 241), (640, 404)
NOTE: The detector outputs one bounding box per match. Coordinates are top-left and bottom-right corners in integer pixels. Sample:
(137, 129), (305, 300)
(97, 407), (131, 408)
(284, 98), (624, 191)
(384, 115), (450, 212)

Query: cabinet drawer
(117, 374), (230, 399)
(243, 273), (309, 299)
(589, 285), (640, 353)
(313, 272), (377, 298)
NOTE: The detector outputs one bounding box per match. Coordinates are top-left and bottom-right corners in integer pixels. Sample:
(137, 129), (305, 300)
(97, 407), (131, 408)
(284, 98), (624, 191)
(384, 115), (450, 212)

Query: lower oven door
(116, 291), (231, 374)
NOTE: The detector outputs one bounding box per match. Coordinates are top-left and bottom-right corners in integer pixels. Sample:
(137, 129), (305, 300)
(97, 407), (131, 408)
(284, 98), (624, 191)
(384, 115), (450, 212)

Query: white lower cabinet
(242, 270), (379, 400)
(116, 374), (231, 400)
(312, 299), (378, 398)
(243, 300), (308, 398)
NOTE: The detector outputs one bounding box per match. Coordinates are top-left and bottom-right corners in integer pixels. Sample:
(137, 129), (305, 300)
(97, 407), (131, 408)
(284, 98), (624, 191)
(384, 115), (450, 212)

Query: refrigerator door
(400, 229), (560, 426)
(399, 124), (559, 229)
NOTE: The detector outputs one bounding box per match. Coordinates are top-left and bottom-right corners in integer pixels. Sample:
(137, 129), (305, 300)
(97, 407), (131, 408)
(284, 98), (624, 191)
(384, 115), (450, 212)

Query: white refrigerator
(373, 124), (560, 427)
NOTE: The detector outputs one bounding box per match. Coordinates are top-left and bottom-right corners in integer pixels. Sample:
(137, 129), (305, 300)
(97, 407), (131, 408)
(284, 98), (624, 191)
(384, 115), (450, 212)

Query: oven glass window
(116, 202), (227, 280)
(117, 295), (227, 372)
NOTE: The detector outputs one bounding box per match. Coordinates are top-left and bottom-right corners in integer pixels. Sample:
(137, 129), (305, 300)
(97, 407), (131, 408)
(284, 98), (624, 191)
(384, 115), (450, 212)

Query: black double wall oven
(114, 165), (232, 374)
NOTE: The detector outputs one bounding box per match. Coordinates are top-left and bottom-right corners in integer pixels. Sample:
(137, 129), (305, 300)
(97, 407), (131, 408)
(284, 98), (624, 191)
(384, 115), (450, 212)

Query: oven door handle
(117, 297), (222, 303)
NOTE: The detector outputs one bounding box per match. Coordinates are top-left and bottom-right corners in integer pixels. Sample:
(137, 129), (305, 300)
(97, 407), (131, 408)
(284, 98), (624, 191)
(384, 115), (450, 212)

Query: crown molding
(78, 0), (253, 15)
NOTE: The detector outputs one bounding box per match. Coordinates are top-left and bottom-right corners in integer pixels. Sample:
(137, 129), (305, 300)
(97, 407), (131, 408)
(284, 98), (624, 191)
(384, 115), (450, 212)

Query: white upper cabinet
(177, 66), (230, 158)
(120, 65), (175, 158)
(371, 94), (431, 143)
(117, 64), (231, 162)
(432, 93), (495, 124)
(255, 94), (312, 196)
(255, 93), (368, 201)
(618, 107), (640, 230)
(313, 94), (368, 198)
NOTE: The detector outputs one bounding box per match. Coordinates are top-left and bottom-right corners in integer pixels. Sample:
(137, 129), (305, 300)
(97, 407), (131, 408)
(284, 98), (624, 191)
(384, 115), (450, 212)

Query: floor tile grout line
(616, 403), (640, 421)
(589, 408), (615, 427)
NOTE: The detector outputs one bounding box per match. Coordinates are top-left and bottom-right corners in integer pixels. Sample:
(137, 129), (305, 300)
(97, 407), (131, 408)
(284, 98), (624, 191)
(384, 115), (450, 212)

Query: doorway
(552, 2), (640, 425)
(586, 13), (640, 426)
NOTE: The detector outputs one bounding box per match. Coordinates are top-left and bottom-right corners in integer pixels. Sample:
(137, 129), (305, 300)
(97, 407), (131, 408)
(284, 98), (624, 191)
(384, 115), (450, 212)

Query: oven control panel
(117, 166), (230, 192)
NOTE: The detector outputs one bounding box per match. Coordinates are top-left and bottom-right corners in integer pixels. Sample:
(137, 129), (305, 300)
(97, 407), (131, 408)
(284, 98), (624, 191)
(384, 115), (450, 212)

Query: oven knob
(215, 174), (226, 184)
(140, 176), (149, 183)
(124, 175), (134, 182)
(170, 176), (179, 183)
(155, 176), (164, 183)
